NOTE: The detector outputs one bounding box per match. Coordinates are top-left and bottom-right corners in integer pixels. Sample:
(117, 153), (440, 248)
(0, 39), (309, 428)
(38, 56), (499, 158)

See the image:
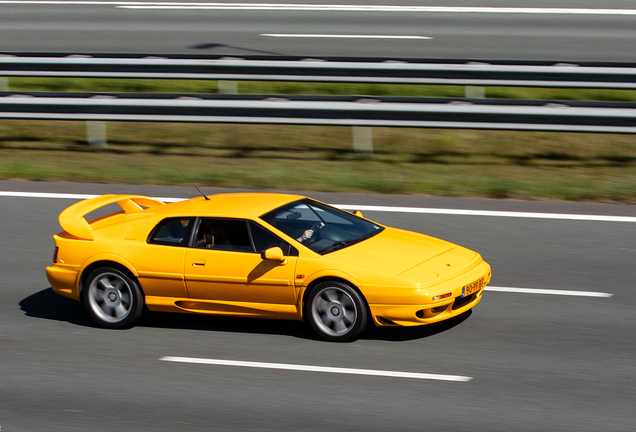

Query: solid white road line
(261, 34), (431, 39)
(0, 191), (99, 200)
(485, 286), (613, 297)
(1, 191), (636, 223)
(118, 5), (636, 15)
(2, 2), (636, 15)
(0, 191), (185, 202)
(159, 356), (473, 381)
(334, 204), (636, 223)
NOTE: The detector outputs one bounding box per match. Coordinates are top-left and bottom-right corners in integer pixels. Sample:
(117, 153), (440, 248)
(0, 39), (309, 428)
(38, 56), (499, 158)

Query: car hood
(328, 227), (460, 277)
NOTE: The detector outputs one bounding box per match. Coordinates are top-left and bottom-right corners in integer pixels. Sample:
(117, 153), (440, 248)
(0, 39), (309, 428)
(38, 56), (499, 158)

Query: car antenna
(177, 168), (210, 200)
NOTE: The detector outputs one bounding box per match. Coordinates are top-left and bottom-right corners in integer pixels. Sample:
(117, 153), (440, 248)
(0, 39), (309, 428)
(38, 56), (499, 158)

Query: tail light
(53, 246), (59, 263)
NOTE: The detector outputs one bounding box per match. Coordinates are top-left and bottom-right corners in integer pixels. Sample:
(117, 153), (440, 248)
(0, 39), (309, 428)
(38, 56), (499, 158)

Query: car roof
(155, 192), (305, 219)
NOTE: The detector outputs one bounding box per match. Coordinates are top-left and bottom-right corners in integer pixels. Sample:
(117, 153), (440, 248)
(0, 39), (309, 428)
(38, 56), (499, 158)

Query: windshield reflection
(260, 199), (384, 254)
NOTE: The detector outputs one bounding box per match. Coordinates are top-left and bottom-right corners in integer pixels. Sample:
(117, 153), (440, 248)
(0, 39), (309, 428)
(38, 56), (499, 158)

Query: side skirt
(145, 296), (300, 320)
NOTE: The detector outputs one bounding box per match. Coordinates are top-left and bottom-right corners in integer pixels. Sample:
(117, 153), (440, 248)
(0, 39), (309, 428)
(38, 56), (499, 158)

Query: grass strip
(4, 77), (636, 101)
(2, 120), (636, 202)
(2, 77), (636, 202)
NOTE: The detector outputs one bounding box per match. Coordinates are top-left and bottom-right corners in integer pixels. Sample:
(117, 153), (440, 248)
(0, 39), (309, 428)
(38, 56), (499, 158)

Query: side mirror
(354, 210), (364, 218)
(261, 246), (287, 265)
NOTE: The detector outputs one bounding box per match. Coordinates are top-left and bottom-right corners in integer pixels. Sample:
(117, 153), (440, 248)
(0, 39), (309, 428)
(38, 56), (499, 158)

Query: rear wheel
(83, 267), (144, 329)
(307, 281), (367, 342)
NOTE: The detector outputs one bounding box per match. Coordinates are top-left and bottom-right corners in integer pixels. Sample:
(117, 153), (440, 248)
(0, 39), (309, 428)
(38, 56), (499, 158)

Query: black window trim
(147, 217), (196, 247)
(148, 216), (297, 257)
(191, 217), (253, 254)
(248, 220), (298, 257)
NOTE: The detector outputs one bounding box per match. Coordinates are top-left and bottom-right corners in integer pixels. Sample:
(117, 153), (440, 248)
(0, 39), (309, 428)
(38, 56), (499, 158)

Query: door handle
(192, 259), (205, 267)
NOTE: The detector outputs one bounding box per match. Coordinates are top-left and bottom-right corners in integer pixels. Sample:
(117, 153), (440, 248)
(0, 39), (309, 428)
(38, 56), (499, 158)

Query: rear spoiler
(58, 194), (165, 240)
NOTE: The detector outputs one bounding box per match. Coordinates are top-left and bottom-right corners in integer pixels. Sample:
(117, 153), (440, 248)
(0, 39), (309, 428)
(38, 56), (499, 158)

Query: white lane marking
(0, 191), (185, 202)
(261, 34), (431, 39)
(334, 204), (636, 223)
(486, 286), (613, 298)
(160, 356), (472, 381)
(1, 2), (636, 15)
(1, 191), (635, 223)
(0, 191), (100, 200)
(119, 4), (636, 15)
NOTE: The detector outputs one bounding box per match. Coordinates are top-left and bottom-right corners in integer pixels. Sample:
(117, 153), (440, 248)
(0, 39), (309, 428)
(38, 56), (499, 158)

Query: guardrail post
(0, 77), (8, 91)
(352, 126), (373, 153)
(218, 80), (238, 94)
(465, 86), (485, 98)
(86, 121), (108, 148)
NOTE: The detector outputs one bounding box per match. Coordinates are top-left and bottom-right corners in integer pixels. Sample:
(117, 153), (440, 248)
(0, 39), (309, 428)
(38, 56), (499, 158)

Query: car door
(184, 218), (298, 306)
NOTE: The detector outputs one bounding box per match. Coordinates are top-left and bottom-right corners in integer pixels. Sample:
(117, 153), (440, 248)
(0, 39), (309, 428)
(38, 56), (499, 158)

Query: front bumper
(369, 289), (484, 326)
(369, 263), (491, 327)
(46, 265), (80, 300)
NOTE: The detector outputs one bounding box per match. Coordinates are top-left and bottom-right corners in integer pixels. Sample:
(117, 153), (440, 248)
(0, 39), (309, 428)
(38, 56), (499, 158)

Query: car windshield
(260, 199), (384, 254)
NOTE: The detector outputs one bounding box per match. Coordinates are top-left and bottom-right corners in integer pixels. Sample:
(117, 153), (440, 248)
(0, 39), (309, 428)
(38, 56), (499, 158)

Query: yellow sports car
(46, 193), (490, 341)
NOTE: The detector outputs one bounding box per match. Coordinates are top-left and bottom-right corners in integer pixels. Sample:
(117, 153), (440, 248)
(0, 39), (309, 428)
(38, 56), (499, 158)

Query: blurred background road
(1, 182), (635, 431)
(0, 0), (635, 60)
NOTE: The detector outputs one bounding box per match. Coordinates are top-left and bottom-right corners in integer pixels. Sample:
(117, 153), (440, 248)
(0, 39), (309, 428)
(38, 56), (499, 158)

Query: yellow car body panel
(46, 193), (491, 330)
(58, 194), (165, 240)
(144, 295), (299, 320)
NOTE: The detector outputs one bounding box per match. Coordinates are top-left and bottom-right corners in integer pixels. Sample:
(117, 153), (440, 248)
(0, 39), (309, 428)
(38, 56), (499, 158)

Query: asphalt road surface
(1, 1), (636, 61)
(1, 180), (635, 431)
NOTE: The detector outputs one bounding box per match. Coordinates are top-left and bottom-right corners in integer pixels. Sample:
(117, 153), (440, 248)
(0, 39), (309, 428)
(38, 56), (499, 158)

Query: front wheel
(307, 281), (368, 342)
(82, 267), (144, 329)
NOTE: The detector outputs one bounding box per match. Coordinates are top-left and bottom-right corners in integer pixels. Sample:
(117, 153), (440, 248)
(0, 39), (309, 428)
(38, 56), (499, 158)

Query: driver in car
(297, 222), (324, 243)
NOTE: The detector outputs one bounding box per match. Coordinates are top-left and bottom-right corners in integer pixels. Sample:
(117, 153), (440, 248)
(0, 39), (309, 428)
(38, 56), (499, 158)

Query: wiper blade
(316, 230), (383, 254)
(317, 240), (354, 255)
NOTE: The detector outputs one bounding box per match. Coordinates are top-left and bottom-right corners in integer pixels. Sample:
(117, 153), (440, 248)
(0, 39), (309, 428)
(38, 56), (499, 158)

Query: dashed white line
(159, 356), (473, 381)
(1, 191), (635, 223)
(485, 286), (613, 298)
(261, 34), (431, 39)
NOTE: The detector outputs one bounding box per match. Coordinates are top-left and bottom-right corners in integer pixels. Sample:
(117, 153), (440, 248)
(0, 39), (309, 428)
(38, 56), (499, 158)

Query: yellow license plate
(462, 277), (485, 298)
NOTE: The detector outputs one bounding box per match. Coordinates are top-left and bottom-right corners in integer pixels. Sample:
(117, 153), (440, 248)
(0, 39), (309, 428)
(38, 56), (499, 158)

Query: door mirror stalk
(262, 247), (287, 265)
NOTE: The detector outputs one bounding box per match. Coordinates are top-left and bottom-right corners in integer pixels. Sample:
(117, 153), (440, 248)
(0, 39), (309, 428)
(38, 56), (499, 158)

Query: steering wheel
(306, 221), (325, 243)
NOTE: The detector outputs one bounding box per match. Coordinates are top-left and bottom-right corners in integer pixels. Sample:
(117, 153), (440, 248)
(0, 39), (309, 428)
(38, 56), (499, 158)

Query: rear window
(148, 218), (194, 246)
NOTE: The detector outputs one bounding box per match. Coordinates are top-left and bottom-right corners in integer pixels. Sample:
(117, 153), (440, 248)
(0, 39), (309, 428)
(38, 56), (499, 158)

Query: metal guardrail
(1, 54), (636, 89)
(1, 92), (635, 134)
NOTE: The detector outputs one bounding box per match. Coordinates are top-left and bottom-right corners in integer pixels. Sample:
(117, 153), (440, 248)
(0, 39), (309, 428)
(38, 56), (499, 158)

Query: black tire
(82, 267), (144, 329)
(306, 281), (368, 342)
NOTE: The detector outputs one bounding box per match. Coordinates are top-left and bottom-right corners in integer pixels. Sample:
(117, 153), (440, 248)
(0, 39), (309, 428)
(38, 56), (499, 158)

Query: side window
(194, 219), (254, 253)
(249, 222), (298, 256)
(148, 218), (193, 246)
